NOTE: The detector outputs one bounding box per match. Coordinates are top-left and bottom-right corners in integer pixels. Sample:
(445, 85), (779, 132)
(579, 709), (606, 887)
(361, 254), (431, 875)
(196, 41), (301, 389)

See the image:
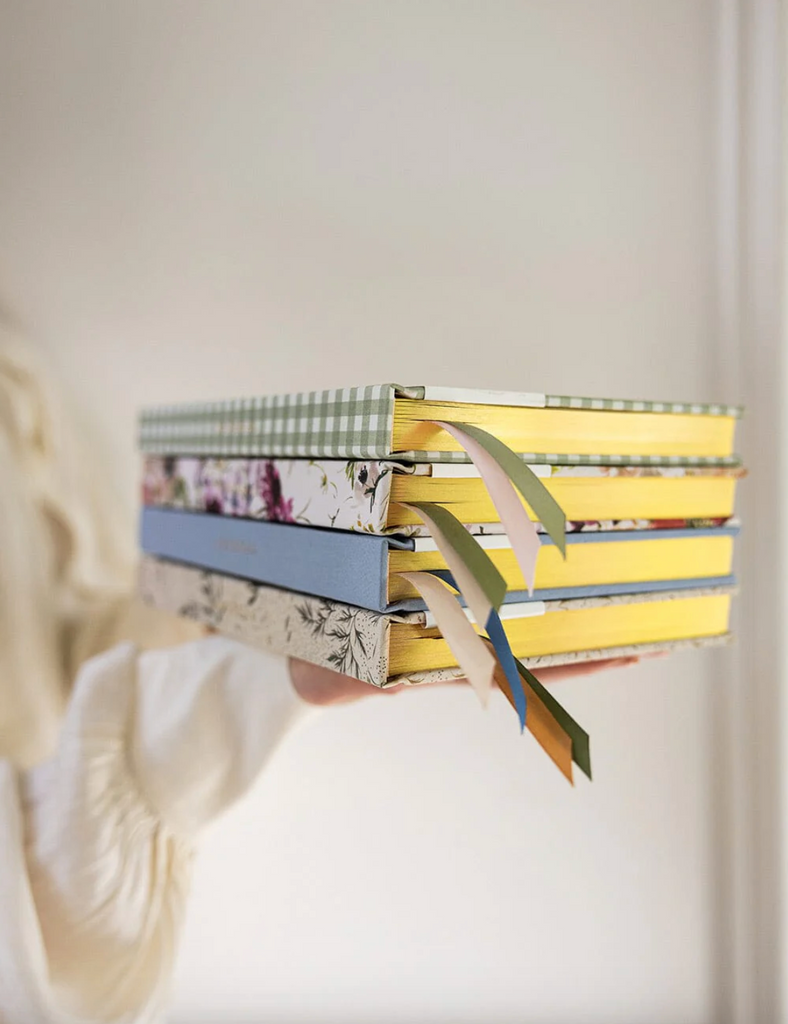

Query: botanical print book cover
(140, 557), (733, 687)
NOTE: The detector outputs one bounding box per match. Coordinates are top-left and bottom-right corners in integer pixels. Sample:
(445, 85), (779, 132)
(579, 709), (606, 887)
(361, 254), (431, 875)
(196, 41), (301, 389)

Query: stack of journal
(138, 384), (743, 782)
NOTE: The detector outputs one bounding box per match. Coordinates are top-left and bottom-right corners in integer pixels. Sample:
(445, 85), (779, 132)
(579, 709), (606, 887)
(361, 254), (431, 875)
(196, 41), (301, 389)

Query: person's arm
(9, 636), (311, 1024)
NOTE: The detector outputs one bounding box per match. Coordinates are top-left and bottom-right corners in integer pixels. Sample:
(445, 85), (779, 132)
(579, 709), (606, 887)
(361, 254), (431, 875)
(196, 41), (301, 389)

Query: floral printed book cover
(142, 455), (738, 538)
(142, 455), (408, 534)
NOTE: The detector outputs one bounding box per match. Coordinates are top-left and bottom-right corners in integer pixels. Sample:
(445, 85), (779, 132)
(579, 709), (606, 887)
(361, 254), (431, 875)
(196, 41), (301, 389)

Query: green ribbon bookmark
(515, 657), (592, 780)
(441, 421), (568, 557)
(405, 500), (507, 613)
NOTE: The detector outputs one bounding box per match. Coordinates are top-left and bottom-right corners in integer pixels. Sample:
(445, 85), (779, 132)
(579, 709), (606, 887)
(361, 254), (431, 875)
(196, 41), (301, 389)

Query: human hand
(288, 654), (645, 707)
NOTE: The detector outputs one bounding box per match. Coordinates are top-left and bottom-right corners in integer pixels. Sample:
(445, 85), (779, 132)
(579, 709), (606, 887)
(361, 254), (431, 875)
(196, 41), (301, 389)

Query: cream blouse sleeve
(0, 637), (312, 1024)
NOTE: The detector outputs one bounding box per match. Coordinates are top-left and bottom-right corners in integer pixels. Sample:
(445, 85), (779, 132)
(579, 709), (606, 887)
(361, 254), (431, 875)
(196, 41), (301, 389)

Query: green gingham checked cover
(140, 385), (397, 459)
(138, 383), (742, 465)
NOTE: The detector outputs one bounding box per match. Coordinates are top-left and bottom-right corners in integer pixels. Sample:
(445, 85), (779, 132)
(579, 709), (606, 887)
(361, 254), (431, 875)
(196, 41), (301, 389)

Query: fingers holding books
(289, 653), (645, 706)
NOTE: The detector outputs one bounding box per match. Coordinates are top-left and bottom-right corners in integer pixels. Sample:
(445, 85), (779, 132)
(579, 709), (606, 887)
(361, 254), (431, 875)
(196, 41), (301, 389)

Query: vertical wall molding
(714, 1), (784, 1021)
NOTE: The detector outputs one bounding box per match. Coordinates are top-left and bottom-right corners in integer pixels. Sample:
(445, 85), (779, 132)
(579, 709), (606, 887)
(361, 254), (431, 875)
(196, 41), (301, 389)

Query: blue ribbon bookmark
(484, 607), (527, 732)
(425, 569), (527, 731)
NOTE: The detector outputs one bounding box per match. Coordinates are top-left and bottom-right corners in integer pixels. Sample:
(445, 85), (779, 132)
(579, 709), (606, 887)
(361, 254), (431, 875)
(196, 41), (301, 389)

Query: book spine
(140, 506), (392, 612)
(142, 456), (402, 535)
(138, 557), (393, 686)
(139, 384), (397, 458)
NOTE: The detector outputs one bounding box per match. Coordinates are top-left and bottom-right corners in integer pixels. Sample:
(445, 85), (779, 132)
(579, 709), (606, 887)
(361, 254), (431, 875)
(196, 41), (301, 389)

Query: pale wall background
(0, 3), (729, 1022)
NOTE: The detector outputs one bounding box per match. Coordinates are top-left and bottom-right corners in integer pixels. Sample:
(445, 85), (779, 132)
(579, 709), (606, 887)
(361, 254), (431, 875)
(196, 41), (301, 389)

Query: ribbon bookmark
(434, 420), (567, 558)
(400, 572), (495, 707)
(515, 658), (592, 780)
(435, 420), (542, 594)
(483, 606), (527, 731)
(419, 564), (529, 732)
(492, 659), (574, 783)
(400, 501), (506, 628)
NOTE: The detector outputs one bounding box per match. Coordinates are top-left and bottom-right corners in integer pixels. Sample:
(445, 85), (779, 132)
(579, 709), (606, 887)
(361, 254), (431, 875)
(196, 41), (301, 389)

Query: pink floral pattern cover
(142, 456), (740, 537)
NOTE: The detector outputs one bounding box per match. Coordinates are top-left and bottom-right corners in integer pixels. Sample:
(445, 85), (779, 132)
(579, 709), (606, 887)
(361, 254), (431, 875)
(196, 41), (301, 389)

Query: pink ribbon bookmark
(435, 421), (541, 595)
(400, 571), (495, 707)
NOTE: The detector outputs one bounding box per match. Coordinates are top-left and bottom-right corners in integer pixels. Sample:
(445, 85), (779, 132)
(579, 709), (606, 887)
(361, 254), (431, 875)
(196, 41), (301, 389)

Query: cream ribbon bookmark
(435, 420), (542, 594)
(400, 571), (495, 707)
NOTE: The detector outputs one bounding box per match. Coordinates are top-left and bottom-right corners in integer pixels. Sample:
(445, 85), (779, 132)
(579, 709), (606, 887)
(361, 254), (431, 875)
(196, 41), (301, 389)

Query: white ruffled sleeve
(0, 636), (311, 1024)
